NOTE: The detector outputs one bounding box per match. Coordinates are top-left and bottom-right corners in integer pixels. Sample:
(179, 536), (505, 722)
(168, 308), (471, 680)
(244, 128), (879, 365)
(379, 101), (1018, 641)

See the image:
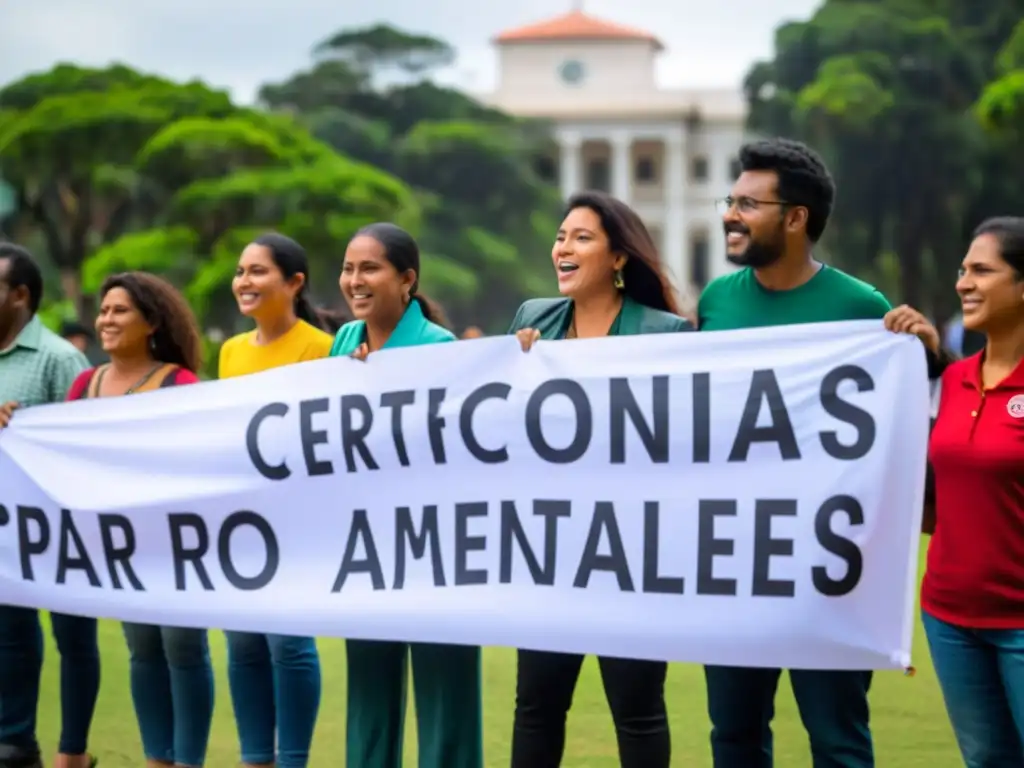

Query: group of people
(0, 136), (1021, 768)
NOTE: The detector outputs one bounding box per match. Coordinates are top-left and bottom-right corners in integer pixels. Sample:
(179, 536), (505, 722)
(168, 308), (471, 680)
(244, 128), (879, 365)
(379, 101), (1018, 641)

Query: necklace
(93, 363), (163, 397)
(125, 363), (163, 394)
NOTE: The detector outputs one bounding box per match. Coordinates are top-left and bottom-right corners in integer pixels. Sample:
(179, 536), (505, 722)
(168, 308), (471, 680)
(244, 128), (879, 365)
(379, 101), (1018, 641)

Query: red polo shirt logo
(1009, 394), (1024, 418)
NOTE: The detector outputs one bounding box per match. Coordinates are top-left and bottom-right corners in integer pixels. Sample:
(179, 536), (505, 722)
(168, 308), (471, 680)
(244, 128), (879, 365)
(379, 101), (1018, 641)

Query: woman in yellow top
(218, 232), (332, 768)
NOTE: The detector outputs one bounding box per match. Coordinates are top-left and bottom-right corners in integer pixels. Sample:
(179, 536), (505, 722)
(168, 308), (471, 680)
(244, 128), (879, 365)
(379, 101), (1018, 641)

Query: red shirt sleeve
(65, 368), (96, 401)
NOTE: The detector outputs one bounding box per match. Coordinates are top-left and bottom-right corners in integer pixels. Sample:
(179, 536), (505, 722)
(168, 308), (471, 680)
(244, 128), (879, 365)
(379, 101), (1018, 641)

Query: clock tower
(491, 9), (662, 105)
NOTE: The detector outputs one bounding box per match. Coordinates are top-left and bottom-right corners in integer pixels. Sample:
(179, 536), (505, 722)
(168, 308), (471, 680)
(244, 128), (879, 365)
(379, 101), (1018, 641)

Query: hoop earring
(613, 269), (625, 290)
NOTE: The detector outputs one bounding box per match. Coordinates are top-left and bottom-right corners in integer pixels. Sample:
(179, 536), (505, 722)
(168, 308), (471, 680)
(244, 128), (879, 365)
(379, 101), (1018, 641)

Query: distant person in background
(508, 190), (691, 768)
(887, 217), (1024, 768)
(330, 223), (482, 768)
(64, 272), (214, 768)
(219, 232), (331, 768)
(60, 320), (107, 365)
(60, 320), (91, 353)
(0, 242), (93, 768)
(461, 325), (484, 339)
(944, 312), (987, 357)
(698, 138), (889, 768)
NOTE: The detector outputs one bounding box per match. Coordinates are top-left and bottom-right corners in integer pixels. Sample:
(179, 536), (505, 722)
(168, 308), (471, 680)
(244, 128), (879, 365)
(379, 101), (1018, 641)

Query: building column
(610, 130), (631, 202)
(663, 130), (687, 294)
(557, 130), (582, 202)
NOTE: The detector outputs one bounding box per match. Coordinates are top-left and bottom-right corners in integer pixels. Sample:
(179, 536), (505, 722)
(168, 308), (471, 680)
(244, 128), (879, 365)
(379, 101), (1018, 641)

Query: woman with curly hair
(64, 271), (213, 768)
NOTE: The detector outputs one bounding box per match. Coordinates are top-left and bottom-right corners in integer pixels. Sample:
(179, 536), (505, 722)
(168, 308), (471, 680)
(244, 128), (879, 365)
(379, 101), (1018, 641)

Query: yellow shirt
(218, 320), (334, 379)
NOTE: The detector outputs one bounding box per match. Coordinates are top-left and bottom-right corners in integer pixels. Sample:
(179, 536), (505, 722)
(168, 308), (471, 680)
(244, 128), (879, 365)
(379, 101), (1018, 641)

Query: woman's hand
(0, 401), (19, 429)
(884, 305), (940, 354)
(351, 343), (370, 362)
(515, 328), (541, 352)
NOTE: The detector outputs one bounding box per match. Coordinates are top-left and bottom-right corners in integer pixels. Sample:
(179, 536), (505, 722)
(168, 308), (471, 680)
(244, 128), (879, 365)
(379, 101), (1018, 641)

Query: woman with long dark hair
(218, 232), (331, 768)
(329, 222), (482, 768)
(508, 190), (692, 768)
(885, 216), (1024, 767)
(64, 271), (209, 768)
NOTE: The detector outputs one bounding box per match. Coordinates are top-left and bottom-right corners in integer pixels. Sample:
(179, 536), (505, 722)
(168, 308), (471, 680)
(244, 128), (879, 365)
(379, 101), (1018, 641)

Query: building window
(635, 156), (657, 184)
(729, 158), (742, 180)
(690, 232), (709, 289)
(691, 156), (708, 181)
(585, 158), (610, 191)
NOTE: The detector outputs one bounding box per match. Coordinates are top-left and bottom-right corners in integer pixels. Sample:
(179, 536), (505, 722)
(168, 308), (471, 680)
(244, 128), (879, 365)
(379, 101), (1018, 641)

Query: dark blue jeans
(704, 665), (873, 767)
(123, 623), (215, 767)
(0, 607), (100, 758)
(225, 631), (321, 767)
(923, 610), (1024, 767)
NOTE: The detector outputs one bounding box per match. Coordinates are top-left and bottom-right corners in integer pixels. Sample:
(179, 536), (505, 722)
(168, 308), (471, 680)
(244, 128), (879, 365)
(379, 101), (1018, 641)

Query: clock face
(559, 59), (586, 85)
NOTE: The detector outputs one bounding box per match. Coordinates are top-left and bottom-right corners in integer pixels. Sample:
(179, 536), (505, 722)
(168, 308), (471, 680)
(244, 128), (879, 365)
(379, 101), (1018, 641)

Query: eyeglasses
(715, 196), (790, 215)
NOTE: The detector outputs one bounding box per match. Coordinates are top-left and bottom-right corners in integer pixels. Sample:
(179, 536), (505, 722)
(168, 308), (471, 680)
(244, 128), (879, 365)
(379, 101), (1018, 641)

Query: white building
(481, 9), (748, 300)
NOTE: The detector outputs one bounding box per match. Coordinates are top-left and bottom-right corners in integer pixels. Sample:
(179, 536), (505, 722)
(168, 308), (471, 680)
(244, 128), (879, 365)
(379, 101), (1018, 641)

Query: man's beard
(725, 226), (785, 268)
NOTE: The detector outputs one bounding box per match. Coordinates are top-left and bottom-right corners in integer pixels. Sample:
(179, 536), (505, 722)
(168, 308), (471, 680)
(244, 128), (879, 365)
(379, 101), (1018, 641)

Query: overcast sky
(0, 0), (821, 102)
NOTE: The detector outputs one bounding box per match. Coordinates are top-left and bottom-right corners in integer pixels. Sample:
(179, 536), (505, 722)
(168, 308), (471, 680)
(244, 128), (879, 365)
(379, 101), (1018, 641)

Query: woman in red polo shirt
(886, 216), (1024, 767)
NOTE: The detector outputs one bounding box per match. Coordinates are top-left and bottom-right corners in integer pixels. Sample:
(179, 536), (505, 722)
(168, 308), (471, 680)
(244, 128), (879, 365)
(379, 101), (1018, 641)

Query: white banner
(0, 320), (929, 670)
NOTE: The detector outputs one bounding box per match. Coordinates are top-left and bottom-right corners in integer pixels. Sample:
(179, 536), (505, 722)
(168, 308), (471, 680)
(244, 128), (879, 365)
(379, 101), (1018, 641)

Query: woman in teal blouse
(508, 190), (693, 768)
(329, 222), (482, 768)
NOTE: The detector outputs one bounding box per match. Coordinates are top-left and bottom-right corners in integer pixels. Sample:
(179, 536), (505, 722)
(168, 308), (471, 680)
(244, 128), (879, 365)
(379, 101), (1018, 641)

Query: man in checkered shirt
(0, 242), (91, 768)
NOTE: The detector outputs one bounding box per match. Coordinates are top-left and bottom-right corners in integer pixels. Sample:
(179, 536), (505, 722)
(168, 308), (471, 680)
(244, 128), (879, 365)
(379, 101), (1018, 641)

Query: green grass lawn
(37, 540), (958, 766)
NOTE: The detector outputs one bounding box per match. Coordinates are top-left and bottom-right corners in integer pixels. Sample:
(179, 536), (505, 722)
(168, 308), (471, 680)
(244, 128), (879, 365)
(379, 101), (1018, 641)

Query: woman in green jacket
(508, 190), (693, 768)
(330, 222), (482, 768)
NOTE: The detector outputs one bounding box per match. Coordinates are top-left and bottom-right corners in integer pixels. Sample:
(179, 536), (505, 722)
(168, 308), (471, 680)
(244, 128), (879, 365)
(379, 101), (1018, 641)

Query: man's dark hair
(60, 320), (91, 339)
(0, 242), (43, 314)
(738, 138), (835, 243)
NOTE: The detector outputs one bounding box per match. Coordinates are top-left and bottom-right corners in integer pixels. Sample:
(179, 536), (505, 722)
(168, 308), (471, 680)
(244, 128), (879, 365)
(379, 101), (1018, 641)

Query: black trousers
(511, 649), (670, 767)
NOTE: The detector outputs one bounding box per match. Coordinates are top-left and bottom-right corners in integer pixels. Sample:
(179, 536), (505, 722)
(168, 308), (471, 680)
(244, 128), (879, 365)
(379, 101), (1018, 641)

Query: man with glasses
(0, 242), (93, 768)
(697, 138), (889, 767)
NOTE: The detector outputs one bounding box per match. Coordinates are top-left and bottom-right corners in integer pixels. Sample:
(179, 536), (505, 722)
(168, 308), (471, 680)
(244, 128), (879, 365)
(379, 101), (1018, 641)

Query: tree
(92, 109), (415, 334)
(257, 25), (560, 331)
(314, 24), (455, 78)
(967, 19), (1024, 243)
(2, 62), (421, 336)
(975, 19), (1024, 142)
(393, 120), (558, 325)
(258, 59), (367, 113)
(744, 0), (1020, 316)
(0, 66), (233, 317)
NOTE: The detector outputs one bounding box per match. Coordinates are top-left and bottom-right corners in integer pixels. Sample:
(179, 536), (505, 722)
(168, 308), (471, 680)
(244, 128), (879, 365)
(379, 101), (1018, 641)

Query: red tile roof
(494, 11), (663, 51)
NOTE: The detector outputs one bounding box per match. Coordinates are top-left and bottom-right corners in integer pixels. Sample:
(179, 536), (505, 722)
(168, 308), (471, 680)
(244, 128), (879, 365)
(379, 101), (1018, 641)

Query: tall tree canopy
(743, 0), (1024, 316)
(0, 62), (417, 342)
(258, 23), (559, 331)
(0, 24), (560, 338)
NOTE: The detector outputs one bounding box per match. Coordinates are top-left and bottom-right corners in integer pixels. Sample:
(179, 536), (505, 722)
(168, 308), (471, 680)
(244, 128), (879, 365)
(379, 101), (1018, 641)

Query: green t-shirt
(698, 264), (891, 331)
